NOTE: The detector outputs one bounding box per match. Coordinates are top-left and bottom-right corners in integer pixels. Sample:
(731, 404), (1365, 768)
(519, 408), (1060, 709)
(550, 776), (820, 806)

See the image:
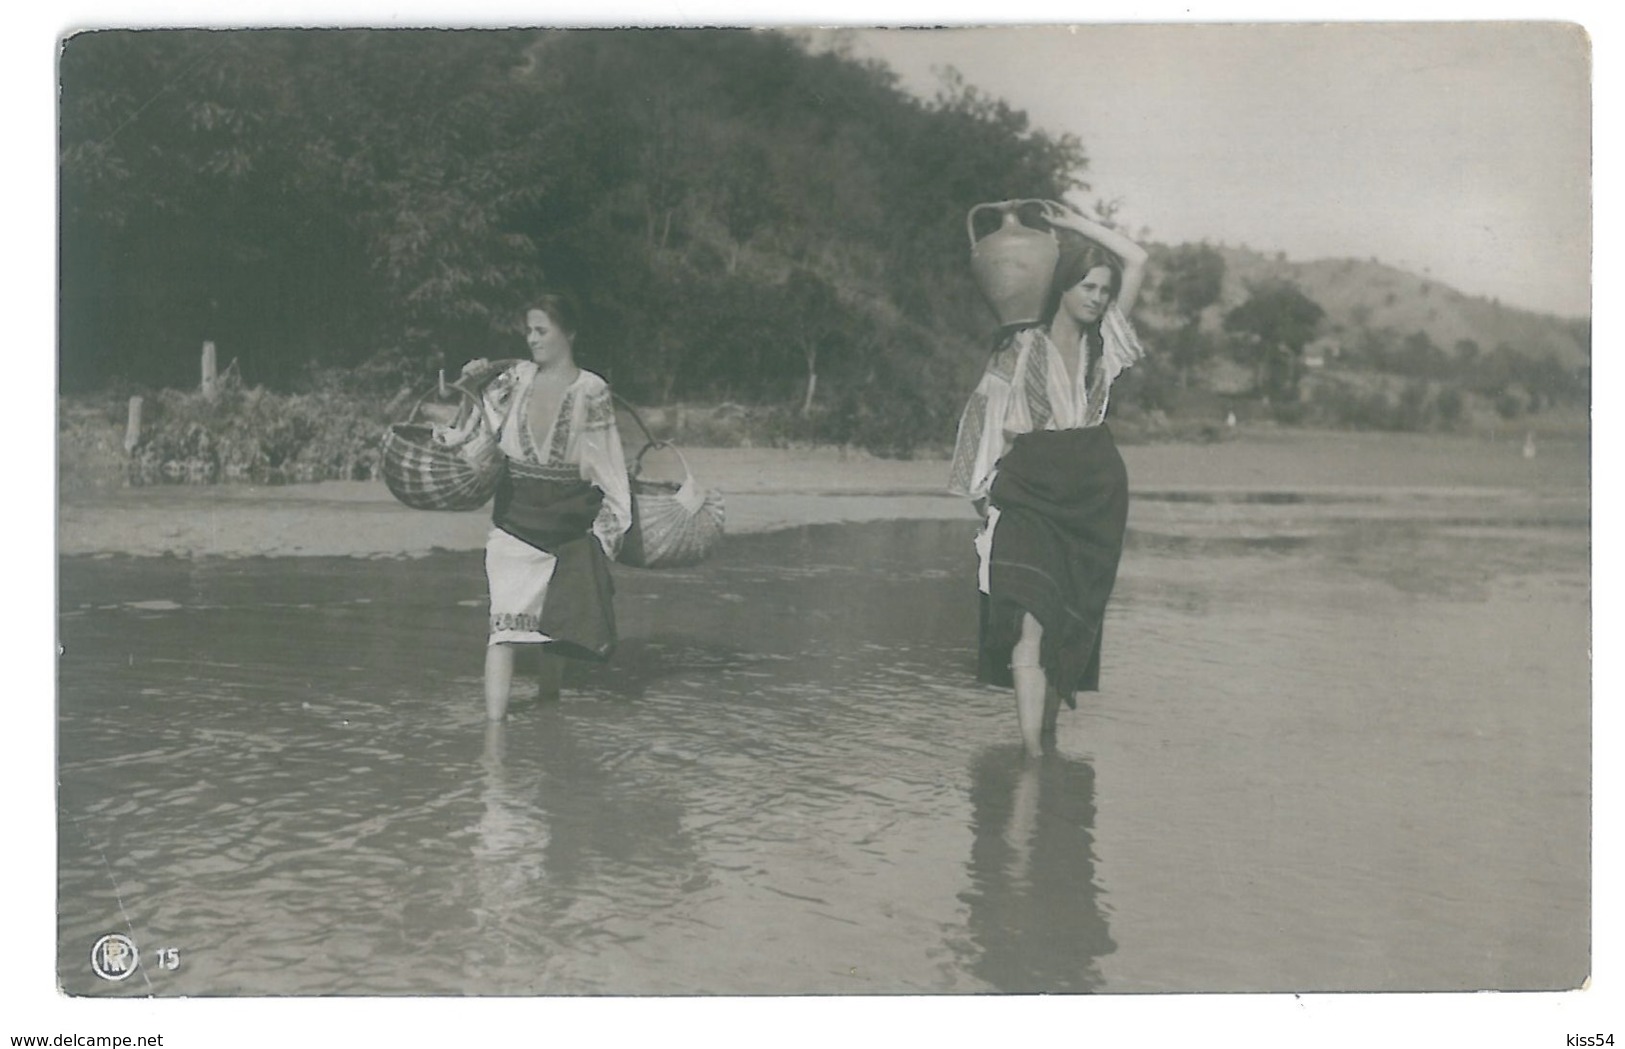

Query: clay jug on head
(967, 200), (1061, 327)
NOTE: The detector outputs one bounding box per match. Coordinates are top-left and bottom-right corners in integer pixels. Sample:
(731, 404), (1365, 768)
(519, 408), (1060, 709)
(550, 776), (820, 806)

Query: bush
(59, 395), (141, 492)
(1300, 373), (1476, 433)
(1306, 380), (1382, 430)
(1436, 387), (1465, 430)
(1110, 354), (1180, 414)
(1271, 400), (1306, 425)
(1393, 380), (1434, 431)
(126, 369), (392, 485)
(300, 345), (445, 400)
(645, 402), (807, 450)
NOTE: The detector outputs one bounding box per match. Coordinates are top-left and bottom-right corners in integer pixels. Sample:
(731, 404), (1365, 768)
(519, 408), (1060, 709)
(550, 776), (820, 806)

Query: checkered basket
(381, 379), (504, 511)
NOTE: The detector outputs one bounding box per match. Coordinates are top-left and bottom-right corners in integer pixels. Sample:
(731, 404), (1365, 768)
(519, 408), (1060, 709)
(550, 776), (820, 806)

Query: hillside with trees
(59, 29), (1589, 487)
(61, 28), (1087, 458)
(1202, 246), (1587, 368)
(1118, 242), (1589, 436)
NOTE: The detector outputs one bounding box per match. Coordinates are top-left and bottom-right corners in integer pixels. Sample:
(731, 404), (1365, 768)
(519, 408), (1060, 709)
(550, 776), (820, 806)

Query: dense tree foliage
(1148, 242), (1226, 388)
(1155, 243), (1226, 327)
(1223, 279), (1326, 401)
(60, 28), (1088, 452)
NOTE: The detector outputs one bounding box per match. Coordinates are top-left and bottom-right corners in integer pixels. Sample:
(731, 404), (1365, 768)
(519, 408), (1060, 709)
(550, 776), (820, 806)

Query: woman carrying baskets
(949, 202), (1149, 758)
(463, 292), (632, 721)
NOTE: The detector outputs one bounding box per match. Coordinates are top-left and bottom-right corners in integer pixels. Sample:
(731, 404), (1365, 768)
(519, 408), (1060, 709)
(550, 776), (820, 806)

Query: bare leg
(484, 643), (515, 721)
(534, 646), (564, 703)
(482, 718), (506, 767)
(1010, 612), (1047, 758)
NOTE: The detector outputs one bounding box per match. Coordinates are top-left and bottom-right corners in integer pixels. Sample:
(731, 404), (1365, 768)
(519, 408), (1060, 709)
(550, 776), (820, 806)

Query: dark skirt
(491, 468), (616, 661)
(979, 425), (1129, 705)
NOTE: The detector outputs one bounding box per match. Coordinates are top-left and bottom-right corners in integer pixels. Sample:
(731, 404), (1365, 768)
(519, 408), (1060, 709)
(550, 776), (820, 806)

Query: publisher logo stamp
(90, 933), (140, 981)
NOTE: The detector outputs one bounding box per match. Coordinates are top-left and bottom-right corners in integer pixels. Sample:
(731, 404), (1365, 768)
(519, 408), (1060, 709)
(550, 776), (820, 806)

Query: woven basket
(616, 397), (725, 569)
(381, 380), (504, 512)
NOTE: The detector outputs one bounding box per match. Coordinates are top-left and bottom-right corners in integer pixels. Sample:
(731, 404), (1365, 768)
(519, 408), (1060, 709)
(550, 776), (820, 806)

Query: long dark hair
(1035, 229), (1119, 372)
(1038, 228), (1122, 330)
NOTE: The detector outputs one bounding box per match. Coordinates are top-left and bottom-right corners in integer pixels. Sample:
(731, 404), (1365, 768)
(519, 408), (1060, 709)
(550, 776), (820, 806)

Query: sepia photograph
(24, 3), (1612, 1044)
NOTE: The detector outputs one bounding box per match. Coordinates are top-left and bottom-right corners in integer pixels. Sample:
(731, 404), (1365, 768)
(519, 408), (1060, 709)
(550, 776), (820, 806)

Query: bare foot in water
(1040, 687), (1063, 737)
(534, 650), (564, 704)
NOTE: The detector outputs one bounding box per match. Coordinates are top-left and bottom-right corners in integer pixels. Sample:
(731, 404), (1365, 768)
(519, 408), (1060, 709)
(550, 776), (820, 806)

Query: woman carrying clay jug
(948, 200), (1149, 757)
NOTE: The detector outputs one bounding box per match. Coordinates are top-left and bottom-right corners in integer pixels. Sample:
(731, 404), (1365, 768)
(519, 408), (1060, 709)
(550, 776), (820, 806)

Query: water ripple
(57, 507), (1588, 994)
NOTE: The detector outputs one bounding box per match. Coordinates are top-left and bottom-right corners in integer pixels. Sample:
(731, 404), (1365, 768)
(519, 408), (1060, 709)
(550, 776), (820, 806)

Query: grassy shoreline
(57, 428), (1588, 560)
(59, 383), (1589, 496)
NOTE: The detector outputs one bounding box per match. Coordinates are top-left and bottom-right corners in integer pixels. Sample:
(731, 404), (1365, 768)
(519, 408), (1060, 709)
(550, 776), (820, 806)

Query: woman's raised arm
(1043, 203), (1149, 315)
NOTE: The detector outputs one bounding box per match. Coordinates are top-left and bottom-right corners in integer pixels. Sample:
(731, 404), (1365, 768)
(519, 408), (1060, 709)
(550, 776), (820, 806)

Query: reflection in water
(468, 723), (550, 965)
(527, 711), (704, 897)
(461, 714), (709, 992)
(957, 747), (1115, 993)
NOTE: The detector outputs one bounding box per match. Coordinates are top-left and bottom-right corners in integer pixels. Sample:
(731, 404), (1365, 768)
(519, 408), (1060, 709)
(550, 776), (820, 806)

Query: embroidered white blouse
(480, 361), (633, 559)
(947, 302), (1145, 502)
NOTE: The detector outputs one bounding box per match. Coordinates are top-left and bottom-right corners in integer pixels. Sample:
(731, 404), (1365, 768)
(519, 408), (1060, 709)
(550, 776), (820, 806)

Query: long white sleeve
(948, 331), (1040, 499)
(575, 382), (633, 559)
(948, 371), (1011, 501)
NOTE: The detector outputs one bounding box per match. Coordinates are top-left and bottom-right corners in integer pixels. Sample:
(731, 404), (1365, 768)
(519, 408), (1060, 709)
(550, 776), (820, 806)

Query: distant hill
(1191, 244), (1588, 368)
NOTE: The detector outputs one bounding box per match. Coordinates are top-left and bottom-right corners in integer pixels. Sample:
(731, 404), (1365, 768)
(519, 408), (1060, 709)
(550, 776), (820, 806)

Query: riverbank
(57, 428), (1588, 559)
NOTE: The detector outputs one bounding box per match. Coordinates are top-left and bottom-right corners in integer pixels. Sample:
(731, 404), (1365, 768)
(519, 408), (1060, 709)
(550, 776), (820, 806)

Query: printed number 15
(154, 948), (180, 971)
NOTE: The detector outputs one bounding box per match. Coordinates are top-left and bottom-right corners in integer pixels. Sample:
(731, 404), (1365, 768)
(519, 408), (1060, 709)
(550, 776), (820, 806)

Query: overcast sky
(851, 23), (1592, 318)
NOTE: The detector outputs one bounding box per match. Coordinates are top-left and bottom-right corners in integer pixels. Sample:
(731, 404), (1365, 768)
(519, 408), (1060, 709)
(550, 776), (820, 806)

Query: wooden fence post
(123, 395), (143, 454)
(201, 341), (217, 399)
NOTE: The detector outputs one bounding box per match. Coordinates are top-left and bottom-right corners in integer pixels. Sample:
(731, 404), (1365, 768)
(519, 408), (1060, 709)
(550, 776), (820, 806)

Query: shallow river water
(57, 485), (1589, 995)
